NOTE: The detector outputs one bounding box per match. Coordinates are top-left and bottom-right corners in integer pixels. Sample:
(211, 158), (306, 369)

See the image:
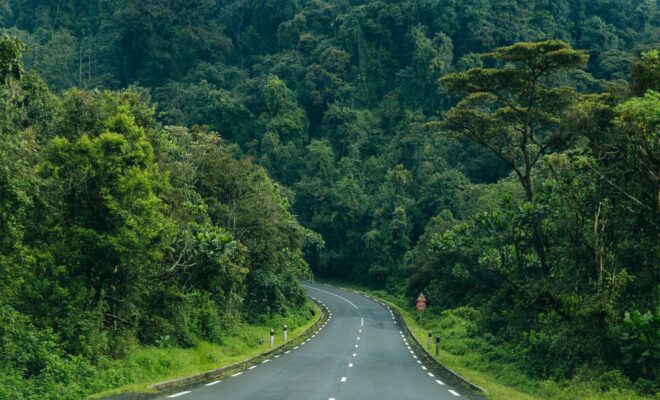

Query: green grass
(331, 283), (657, 400)
(89, 301), (320, 398)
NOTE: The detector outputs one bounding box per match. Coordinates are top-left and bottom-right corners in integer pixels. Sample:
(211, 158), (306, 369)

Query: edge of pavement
(98, 298), (328, 399)
(339, 285), (489, 400)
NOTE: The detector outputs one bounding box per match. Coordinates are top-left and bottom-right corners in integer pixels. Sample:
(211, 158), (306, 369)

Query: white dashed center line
(340, 377), (347, 382)
(168, 391), (191, 398)
(303, 285), (359, 309)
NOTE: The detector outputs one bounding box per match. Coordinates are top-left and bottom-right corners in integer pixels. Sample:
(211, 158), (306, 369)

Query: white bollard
(270, 328), (275, 349)
(283, 325), (288, 343)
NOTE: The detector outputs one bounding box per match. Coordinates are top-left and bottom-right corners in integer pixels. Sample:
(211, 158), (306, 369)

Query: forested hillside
(1, 0), (659, 399)
(0, 33), (317, 398)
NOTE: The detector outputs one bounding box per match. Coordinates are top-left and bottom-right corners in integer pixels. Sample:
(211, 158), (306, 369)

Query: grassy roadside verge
(89, 300), (320, 398)
(326, 281), (655, 400)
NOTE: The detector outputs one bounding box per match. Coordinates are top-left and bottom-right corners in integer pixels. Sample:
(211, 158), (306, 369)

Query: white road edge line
(340, 377), (347, 382)
(436, 379), (445, 385)
(303, 285), (359, 309)
(168, 391), (191, 398)
(449, 389), (460, 396)
(205, 380), (221, 386)
(231, 372), (243, 377)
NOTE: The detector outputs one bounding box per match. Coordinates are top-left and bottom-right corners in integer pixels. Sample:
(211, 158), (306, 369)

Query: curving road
(157, 282), (465, 400)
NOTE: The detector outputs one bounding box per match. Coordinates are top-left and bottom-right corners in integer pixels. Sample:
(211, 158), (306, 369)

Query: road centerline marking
(168, 391), (191, 398)
(303, 285), (359, 309)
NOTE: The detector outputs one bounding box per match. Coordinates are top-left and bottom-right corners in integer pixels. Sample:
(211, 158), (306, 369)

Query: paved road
(157, 282), (465, 400)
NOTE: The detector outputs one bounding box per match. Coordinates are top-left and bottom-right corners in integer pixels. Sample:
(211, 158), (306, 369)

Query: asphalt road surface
(157, 282), (465, 400)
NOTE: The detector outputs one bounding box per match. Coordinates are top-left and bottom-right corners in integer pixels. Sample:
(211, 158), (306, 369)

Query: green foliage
(0, 0), (659, 396)
(0, 33), (24, 84)
(0, 35), (315, 399)
(631, 50), (660, 96)
(619, 310), (660, 382)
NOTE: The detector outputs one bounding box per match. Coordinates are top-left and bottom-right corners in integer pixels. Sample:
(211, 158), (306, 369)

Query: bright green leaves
(619, 310), (660, 382)
(40, 109), (172, 335)
(0, 34), (25, 85)
(631, 50), (660, 96)
(615, 90), (660, 138)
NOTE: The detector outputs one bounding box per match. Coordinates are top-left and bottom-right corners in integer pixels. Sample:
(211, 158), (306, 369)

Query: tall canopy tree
(440, 40), (588, 266)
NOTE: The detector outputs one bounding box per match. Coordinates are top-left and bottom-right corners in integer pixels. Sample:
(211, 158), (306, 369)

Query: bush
(618, 310), (660, 383)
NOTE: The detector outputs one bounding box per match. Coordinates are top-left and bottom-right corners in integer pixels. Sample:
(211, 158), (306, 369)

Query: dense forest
(1, 0), (659, 399)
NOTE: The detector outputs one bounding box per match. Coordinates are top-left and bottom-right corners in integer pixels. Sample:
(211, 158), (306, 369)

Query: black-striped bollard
(270, 328), (275, 349)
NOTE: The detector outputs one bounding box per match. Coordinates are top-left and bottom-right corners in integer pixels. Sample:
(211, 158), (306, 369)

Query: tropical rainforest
(0, 0), (658, 399)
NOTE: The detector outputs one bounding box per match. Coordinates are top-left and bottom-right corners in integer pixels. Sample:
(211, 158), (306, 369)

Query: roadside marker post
(435, 335), (440, 356)
(427, 331), (432, 349)
(283, 325), (288, 343)
(270, 328), (275, 349)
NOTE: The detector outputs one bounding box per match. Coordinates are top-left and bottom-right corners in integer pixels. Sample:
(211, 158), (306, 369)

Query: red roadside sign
(416, 292), (427, 312)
